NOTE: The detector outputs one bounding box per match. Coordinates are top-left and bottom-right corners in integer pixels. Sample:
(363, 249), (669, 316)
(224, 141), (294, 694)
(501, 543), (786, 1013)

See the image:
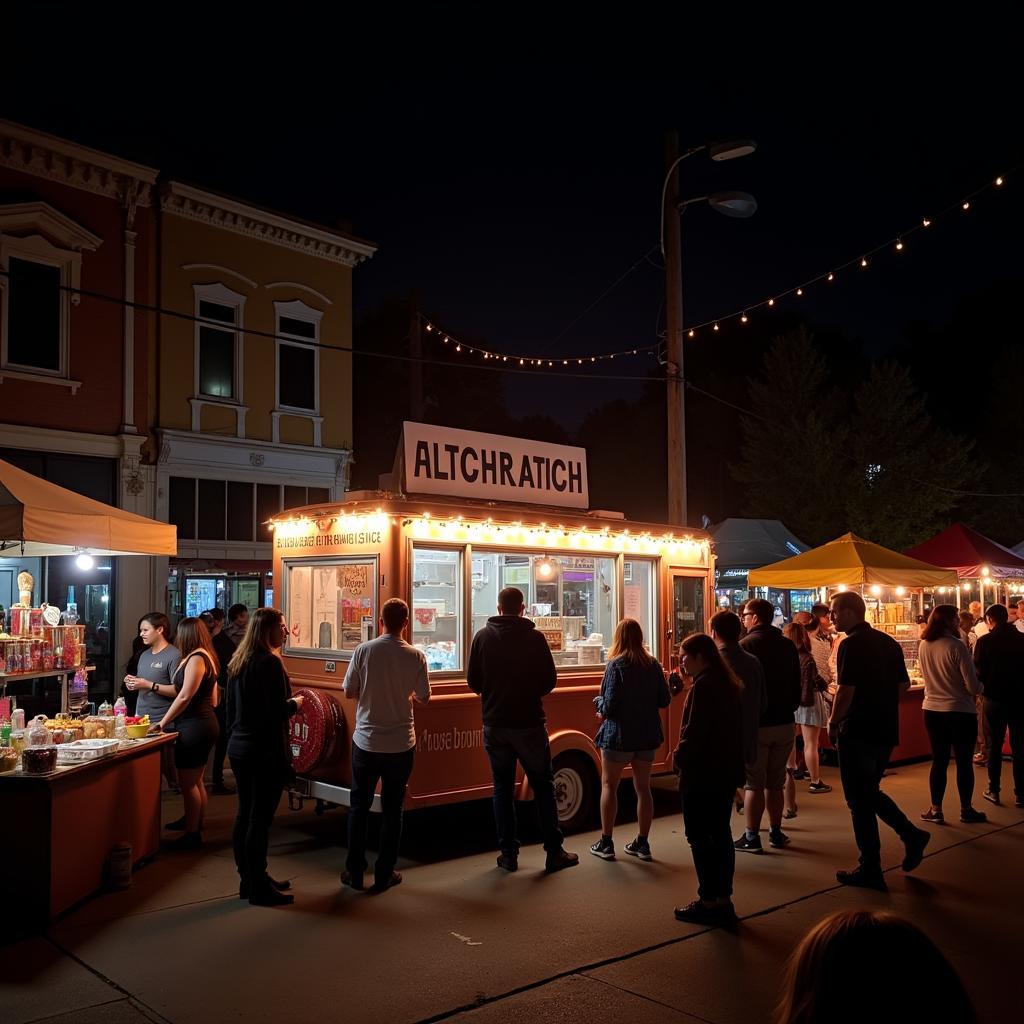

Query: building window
(194, 283), (246, 401)
(6, 257), (61, 372)
(169, 477), (196, 540)
(275, 300), (321, 413)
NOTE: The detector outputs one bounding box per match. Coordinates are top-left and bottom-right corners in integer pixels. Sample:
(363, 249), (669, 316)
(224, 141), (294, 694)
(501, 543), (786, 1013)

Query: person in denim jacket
(590, 618), (672, 862)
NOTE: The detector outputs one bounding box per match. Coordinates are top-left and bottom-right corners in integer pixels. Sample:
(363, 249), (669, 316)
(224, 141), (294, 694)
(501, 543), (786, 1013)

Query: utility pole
(409, 302), (424, 422)
(664, 130), (687, 526)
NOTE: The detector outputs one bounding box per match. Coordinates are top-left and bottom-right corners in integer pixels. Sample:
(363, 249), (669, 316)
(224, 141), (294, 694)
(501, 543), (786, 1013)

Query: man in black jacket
(467, 586), (578, 874)
(734, 598), (802, 853)
(974, 603), (1024, 807)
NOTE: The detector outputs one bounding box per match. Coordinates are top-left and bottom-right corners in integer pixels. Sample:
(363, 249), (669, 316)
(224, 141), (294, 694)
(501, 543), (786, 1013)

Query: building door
(671, 574), (705, 652)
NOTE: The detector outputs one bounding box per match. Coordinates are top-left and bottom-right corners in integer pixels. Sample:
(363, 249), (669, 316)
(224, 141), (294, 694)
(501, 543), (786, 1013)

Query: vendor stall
(710, 518), (811, 619)
(0, 459), (177, 927)
(749, 532), (958, 761)
(906, 522), (1024, 609)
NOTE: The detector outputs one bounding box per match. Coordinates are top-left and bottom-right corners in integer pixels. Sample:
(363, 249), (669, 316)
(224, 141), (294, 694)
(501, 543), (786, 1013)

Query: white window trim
(193, 282), (246, 404)
(274, 299), (321, 418)
(0, 235), (77, 383)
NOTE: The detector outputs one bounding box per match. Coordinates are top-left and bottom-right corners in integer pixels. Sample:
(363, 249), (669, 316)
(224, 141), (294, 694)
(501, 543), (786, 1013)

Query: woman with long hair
(776, 910), (974, 1024)
(783, 622), (831, 795)
(918, 605), (986, 825)
(124, 612), (181, 792)
(672, 632), (745, 925)
(226, 607), (305, 906)
(590, 618), (671, 862)
(150, 617), (220, 848)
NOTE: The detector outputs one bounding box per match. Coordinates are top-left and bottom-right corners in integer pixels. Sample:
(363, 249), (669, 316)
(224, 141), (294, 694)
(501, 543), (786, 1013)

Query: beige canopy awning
(0, 458), (177, 557)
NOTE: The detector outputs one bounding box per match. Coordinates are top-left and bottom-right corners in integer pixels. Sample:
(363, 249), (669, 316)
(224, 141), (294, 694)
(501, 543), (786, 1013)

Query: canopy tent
(1015, 541), (1024, 559)
(710, 517), (809, 570)
(904, 522), (1024, 580)
(0, 458), (176, 557)
(748, 532), (957, 589)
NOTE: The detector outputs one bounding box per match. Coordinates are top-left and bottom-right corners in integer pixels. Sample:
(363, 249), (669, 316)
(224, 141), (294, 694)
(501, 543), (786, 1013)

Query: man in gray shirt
(342, 598), (430, 893)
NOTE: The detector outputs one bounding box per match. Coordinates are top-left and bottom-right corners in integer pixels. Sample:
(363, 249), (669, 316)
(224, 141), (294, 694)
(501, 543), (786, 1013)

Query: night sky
(5, 12), (1023, 521)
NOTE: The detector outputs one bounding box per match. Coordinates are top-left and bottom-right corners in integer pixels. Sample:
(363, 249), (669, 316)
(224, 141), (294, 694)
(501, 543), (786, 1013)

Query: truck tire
(552, 752), (597, 832)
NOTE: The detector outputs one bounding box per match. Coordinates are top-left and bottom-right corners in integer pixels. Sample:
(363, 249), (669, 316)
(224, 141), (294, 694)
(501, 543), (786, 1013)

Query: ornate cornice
(0, 120), (157, 207)
(161, 182), (376, 268)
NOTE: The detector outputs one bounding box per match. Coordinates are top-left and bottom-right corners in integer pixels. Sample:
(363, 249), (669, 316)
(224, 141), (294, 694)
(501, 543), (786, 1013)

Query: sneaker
(972, 752), (988, 766)
(768, 829), (791, 848)
(901, 828), (930, 872)
(589, 837), (615, 860)
(673, 899), (738, 924)
(370, 871), (402, 893)
(808, 781), (833, 794)
(836, 866), (887, 891)
(783, 807), (798, 819)
(734, 834), (763, 854)
(496, 853), (519, 872)
(983, 790), (1001, 805)
(164, 816), (186, 831)
(960, 807), (987, 823)
(340, 869), (365, 891)
(624, 837), (653, 861)
(545, 849), (580, 873)
(920, 808), (945, 824)
(792, 768), (809, 781)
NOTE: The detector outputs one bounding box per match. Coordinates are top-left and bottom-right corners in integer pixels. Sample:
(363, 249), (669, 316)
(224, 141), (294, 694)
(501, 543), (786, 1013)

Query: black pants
(837, 735), (914, 870)
(923, 710), (977, 809)
(230, 756), (286, 886)
(346, 744), (415, 884)
(985, 699), (1024, 799)
(212, 703), (229, 785)
(680, 786), (736, 901)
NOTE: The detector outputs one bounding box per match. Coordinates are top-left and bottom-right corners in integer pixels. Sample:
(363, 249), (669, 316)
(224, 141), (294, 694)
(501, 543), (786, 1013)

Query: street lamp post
(661, 132), (756, 527)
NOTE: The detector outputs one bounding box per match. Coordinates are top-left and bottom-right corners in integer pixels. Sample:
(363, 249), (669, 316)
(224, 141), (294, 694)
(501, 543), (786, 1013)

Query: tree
(843, 362), (975, 550)
(732, 328), (849, 545)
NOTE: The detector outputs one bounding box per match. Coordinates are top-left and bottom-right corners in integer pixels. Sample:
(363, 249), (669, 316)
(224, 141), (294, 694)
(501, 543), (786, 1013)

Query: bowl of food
(126, 723), (151, 739)
(0, 746), (18, 773)
(22, 745), (59, 774)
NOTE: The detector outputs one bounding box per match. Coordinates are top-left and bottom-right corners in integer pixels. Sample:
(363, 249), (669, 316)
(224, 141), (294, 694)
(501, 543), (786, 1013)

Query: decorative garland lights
(420, 170), (1012, 369)
(270, 511), (709, 562)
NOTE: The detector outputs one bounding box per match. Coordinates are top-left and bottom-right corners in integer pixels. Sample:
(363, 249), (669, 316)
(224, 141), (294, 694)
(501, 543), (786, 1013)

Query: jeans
(680, 786), (736, 901)
(346, 744), (415, 883)
(984, 699), (1024, 798)
(230, 756), (286, 886)
(212, 703), (229, 785)
(837, 734), (914, 870)
(924, 710), (977, 808)
(483, 724), (563, 856)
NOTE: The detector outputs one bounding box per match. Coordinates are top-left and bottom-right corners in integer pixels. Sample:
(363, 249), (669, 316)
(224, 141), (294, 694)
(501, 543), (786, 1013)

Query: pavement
(2, 760), (1022, 1024)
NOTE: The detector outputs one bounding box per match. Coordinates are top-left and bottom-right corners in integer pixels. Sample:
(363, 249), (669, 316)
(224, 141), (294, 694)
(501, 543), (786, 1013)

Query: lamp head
(708, 138), (757, 162)
(708, 191), (758, 218)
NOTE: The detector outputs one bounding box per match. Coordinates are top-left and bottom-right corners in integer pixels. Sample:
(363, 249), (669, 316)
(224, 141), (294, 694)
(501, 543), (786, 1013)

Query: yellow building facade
(154, 182), (375, 617)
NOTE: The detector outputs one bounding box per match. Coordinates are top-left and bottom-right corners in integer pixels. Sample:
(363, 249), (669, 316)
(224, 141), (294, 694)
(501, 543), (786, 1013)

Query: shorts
(602, 748), (656, 764)
(745, 723), (795, 791)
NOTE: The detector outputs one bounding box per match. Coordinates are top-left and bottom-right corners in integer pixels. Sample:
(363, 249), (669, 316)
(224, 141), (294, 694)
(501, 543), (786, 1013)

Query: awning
(0, 458), (177, 557)
(905, 522), (1024, 579)
(710, 518), (809, 570)
(748, 532), (957, 589)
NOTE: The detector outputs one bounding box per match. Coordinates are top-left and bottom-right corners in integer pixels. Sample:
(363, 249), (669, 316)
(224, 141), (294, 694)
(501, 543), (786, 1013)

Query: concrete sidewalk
(2, 760), (1021, 1024)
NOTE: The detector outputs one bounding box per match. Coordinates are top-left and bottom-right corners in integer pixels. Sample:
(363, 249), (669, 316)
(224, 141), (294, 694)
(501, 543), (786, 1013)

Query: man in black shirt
(202, 609), (237, 795)
(974, 603), (1024, 807)
(829, 591), (929, 890)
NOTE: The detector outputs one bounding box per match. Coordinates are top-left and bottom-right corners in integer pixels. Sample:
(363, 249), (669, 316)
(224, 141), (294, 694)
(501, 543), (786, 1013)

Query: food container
(22, 745), (59, 774)
(29, 608), (43, 638)
(83, 717), (114, 739)
(56, 739), (120, 763)
(10, 730), (27, 756)
(0, 747), (18, 773)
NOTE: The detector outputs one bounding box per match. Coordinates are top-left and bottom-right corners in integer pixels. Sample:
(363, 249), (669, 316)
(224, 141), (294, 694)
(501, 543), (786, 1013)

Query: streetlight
(662, 134), (757, 526)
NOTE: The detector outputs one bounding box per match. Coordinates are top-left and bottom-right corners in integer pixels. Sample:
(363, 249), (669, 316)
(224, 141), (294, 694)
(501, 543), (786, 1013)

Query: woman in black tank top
(152, 617), (221, 848)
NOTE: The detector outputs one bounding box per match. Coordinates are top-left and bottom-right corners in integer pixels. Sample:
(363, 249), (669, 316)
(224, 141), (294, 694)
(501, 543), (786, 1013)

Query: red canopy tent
(905, 522), (1024, 579)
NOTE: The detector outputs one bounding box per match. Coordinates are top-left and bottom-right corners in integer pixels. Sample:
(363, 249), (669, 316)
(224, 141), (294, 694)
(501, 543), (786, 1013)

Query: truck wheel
(552, 752), (597, 832)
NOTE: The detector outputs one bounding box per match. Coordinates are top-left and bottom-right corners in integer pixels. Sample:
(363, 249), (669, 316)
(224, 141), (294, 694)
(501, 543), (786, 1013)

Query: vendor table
(822, 684), (931, 763)
(1, 733), (176, 931)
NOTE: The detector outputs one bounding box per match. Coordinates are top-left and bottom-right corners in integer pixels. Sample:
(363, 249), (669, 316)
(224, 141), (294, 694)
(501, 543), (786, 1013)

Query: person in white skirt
(785, 622), (832, 794)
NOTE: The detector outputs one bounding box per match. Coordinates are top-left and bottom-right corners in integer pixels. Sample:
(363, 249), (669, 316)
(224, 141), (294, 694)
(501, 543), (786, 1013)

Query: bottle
(114, 713), (127, 741)
(114, 696), (127, 716)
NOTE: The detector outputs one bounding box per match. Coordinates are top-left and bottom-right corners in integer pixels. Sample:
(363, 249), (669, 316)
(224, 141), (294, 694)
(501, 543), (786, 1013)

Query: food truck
(274, 423), (714, 830)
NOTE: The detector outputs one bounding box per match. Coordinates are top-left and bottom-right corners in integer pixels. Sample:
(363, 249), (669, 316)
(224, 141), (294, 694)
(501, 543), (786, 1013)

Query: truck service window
(471, 551), (619, 667)
(623, 558), (658, 658)
(283, 557), (377, 657)
(411, 547), (462, 671)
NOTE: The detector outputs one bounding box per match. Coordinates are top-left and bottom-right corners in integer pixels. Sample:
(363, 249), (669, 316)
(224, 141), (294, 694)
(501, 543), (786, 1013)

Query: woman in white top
(917, 605), (986, 825)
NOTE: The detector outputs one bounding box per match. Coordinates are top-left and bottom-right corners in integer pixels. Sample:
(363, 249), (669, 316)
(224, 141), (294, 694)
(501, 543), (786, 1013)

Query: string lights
(420, 168), (1014, 369)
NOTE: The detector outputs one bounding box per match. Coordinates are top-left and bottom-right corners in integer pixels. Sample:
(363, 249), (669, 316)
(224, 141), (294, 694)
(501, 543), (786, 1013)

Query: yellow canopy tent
(0, 458), (176, 557)
(747, 532), (957, 590)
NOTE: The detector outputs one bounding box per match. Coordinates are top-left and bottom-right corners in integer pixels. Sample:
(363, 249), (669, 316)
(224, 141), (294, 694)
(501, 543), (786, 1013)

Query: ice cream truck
(275, 423), (714, 830)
